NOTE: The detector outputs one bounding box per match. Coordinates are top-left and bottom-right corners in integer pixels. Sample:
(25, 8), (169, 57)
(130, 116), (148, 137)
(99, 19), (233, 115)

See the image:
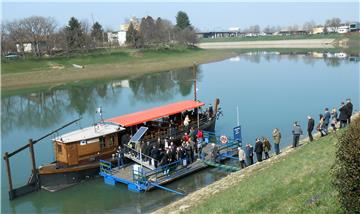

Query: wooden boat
(38, 99), (220, 192)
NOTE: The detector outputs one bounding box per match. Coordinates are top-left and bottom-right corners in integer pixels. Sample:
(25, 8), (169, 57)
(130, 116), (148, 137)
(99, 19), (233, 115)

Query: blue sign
(233, 125), (242, 144)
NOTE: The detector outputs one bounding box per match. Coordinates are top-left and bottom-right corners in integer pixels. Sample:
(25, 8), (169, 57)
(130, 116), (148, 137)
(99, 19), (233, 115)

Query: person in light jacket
(272, 128), (281, 155)
(238, 147), (246, 169)
(292, 121), (303, 148)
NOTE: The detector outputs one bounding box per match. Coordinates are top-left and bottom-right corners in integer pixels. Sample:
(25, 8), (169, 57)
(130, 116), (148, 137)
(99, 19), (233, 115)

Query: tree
(325, 17), (342, 28)
(155, 18), (173, 43)
(91, 21), (104, 43)
(176, 11), (191, 30)
(139, 16), (156, 45)
(332, 117), (360, 214)
(303, 20), (316, 32)
(65, 17), (85, 51)
(126, 22), (140, 48)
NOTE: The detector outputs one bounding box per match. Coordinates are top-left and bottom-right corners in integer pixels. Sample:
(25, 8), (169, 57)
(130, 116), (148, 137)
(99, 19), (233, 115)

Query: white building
(107, 31), (126, 46)
(337, 25), (350, 34)
(16, 43), (32, 53)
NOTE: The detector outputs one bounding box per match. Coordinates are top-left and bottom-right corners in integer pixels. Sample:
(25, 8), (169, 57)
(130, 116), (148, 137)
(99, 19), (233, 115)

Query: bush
(332, 116), (360, 214)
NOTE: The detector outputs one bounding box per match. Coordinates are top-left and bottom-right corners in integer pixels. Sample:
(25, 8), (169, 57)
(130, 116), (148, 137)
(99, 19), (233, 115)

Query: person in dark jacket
(150, 145), (160, 168)
(339, 102), (348, 128)
(254, 138), (263, 162)
(245, 144), (254, 165)
(346, 99), (353, 124)
(307, 116), (315, 142)
(292, 121), (303, 148)
(323, 108), (331, 131)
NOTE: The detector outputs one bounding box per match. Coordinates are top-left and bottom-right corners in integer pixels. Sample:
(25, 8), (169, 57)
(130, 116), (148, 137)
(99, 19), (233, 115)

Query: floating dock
(99, 133), (240, 194)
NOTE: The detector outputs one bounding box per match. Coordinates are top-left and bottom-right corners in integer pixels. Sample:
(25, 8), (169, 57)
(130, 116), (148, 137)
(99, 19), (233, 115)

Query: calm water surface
(1, 52), (359, 213)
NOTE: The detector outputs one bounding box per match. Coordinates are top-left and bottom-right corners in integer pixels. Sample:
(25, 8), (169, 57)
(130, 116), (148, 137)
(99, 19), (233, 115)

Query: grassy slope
(190, 133), (341, 214)
(199, 33), (343, 43)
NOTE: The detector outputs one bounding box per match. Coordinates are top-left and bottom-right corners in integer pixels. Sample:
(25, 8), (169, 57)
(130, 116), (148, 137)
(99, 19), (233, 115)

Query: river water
(1, 52), (359, 213)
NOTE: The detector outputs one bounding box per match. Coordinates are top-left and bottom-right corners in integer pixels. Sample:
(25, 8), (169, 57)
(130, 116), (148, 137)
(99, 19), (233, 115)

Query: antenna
(237, 106), (240, 126)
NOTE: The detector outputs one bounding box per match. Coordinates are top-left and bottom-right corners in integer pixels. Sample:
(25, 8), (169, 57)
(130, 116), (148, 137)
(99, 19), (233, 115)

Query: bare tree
(21, 16), (57, 56)
(303, 20), (316, 32)
(325, 17), (342, 28)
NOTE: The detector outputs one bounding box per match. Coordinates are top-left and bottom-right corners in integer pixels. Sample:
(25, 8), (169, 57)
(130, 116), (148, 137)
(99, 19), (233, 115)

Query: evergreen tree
(65, 17), (85, 50)
(176, 11), (191, 30)
(91, 21), (104, 42)
(126, 22), (139, 48)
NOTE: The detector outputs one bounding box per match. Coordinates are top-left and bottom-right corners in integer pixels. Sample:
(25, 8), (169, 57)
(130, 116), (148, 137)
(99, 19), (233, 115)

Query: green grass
(199, 33), (343, 43)
(190, 133), (342, 214)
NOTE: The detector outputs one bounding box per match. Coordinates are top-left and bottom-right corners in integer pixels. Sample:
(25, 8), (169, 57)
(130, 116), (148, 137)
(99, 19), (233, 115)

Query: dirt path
(198, 39), (335, 49)
(153, 113), (359, 214)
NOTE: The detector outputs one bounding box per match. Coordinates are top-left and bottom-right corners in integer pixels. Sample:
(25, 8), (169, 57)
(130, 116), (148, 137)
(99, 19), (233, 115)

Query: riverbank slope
(198, 39), (335, 49)
(154, 113), (359, 214)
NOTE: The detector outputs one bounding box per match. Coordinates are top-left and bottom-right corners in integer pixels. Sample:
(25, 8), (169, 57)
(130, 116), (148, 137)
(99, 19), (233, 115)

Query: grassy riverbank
(156, 127), (350, 214)
(0, 44), (350, 93)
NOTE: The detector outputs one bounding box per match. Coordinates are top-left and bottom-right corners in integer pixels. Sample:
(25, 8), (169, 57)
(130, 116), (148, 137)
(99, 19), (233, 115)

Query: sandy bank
(198, 39), (335, 49)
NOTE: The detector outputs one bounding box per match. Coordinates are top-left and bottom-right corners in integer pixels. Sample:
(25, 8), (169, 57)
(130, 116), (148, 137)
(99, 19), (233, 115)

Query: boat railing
(133, 158), (185, 183)
(100, 159), (113, 175)
(123, 145), (159, 169)
(141, 116), (213, 144)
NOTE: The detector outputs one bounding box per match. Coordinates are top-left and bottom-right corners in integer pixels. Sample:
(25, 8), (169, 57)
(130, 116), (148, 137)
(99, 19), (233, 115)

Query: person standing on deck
(292, 121), (303, 148)
(272, 128), (281, 155)
(346, 98), (353, 124)
(238, 147), (246, 169)
(117, 146), (125, 169)
(339, 102), (348, 128)
(254, 138), (263, 162)
(323, 108), (331, 134)
(245, 144), (254, 165)
(307, 116), (315, 141)
(331, 108), (338, 132)
(184, 115), (191, 131)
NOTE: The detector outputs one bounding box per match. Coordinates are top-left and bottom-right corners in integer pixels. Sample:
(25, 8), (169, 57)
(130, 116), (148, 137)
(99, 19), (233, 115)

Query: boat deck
(100, 142), (238, 193)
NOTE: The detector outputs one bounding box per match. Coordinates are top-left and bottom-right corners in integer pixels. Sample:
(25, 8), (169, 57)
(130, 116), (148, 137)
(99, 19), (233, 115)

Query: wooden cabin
(53, 123), (125, 166)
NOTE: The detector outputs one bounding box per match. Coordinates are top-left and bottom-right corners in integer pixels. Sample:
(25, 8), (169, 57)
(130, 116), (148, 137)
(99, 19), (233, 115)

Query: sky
(2, 1), (359, 31)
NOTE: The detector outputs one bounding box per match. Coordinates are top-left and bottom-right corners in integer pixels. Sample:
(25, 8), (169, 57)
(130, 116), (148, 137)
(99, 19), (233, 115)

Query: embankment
(154, 113), (359, 214)
(198, 39), (335, 49)
(1, 49), (237, 93)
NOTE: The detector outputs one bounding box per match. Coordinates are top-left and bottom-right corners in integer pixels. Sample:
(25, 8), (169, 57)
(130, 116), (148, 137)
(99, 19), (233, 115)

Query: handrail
(123, 145), (158, 162)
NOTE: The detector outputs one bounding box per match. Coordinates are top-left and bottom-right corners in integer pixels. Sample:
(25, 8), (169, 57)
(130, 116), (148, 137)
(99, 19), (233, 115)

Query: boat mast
(193, 63), (200, 129)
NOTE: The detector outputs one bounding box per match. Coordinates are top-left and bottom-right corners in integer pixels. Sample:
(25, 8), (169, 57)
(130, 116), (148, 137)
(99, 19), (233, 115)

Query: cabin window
(57, 144), (62, 154)
(80, 140), (87, 146)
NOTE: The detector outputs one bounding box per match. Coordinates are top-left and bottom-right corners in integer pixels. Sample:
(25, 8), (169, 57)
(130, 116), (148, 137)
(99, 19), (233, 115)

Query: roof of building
(106, 100), (205, 127)
(54, 123), (124, 143)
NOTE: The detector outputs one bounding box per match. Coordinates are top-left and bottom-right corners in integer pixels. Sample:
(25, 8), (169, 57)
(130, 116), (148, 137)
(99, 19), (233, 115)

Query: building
(106, 17), (140, 46)
(16, 41), (47, 53)
(337, 25), (350, 34)
(312, 27), (324, 34)
(349, 22), (360, 32)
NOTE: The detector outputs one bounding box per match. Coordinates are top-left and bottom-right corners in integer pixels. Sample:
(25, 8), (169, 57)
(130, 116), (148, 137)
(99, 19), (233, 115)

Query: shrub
(332, 116), (360, 214)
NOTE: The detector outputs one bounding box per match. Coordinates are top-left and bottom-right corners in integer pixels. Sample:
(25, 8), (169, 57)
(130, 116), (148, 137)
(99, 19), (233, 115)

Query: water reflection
(231, 51), (360, 67)
(1, 66), (201, 136)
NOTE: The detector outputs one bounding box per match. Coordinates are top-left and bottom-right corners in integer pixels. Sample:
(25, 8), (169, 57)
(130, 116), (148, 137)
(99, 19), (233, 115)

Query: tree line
(1, 11), (197, 57)
(126, 11), (197, 48)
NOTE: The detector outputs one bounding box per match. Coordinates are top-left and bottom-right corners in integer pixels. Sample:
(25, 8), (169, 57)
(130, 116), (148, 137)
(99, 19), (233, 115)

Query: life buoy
(220, 135), (228, 144)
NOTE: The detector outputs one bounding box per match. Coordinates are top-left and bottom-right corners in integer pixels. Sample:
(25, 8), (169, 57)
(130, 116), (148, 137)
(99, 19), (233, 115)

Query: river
(1, 51), (359, 213)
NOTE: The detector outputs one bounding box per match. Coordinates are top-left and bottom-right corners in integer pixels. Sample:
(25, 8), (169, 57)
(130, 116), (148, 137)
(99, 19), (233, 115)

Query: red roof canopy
(106, 100), (205, 127)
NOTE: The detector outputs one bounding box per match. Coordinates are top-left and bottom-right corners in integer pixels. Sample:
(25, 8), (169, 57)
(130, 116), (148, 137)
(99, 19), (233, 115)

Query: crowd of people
(237, 98), (354, 170)
(116, 99), (354, 173)
(116, 127), (206, 172)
